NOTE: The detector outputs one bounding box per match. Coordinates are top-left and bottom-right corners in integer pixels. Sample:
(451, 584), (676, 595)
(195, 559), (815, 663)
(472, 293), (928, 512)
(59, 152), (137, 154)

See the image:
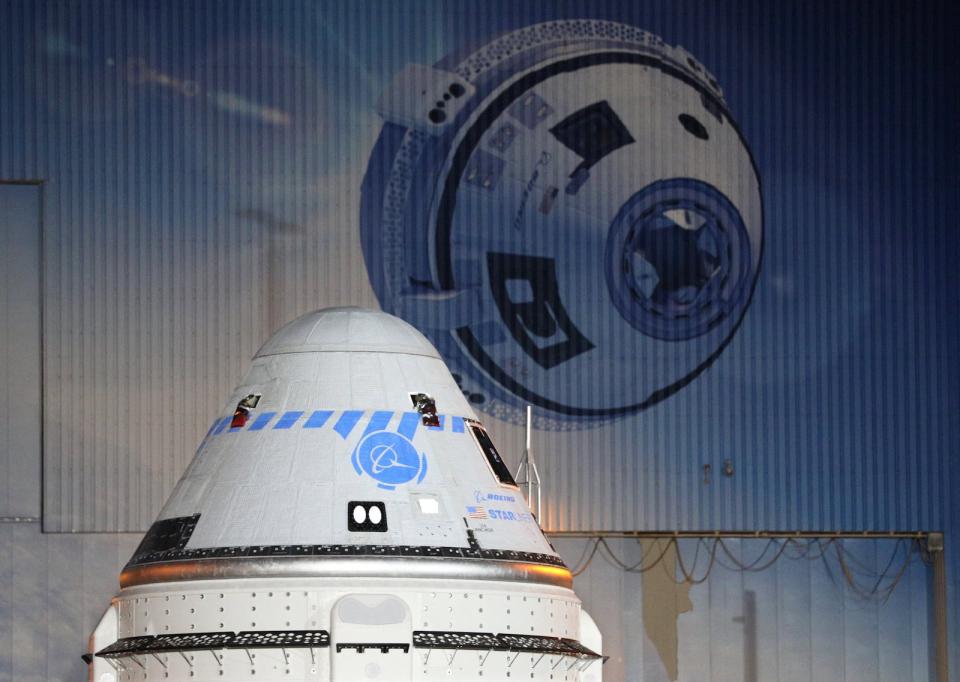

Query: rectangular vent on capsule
(128, 514), (200, 564)
(348, 501), (388, 532)
(335, 643), (410, 654)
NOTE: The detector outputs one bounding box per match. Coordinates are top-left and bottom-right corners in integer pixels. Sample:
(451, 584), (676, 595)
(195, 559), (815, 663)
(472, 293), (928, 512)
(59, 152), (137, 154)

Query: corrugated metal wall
(0, 0), (957, 678)
(0, 184), (42, 520)
(1, 0), (380, 531)
(0, 526), (141, 682)
(0, 533), (933, 682)
(0, 0), (951, 538)
(556, 537), (933, 682)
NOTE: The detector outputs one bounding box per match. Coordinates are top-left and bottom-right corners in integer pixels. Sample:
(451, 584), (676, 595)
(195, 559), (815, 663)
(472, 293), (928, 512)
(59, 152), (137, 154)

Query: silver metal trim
(120, 556), (573, 590)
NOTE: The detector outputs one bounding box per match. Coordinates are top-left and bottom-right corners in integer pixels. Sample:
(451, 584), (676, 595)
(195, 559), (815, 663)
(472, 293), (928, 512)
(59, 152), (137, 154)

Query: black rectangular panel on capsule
(96, 631), (332, 659)
(229, 631), (330, 649)
(128, 514), (200, 563)
(469, 425), (518, 486)
(151, 632), (237, 652)
(96, 636), (160, 659)
(96, 633), (237, 658)
(335, 643), (410, 653)
(412, 631), (503, 650)
(559, 638), (603, 659)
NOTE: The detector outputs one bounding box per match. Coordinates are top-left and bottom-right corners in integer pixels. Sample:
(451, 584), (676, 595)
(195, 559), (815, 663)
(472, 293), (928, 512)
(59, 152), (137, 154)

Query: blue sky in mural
(13, 0), (957, 529)
(2, 1), (958, 677)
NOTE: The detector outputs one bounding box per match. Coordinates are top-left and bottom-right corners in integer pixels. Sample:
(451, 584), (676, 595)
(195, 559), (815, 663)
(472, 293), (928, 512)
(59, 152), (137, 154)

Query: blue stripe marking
(212, 416), (232, 435)
(206, 418), (221, 436)
(304, 410), (333, 429)
(216, 409), (466, 435)
(362, 410), (394, 437)
(248, 411), (276, 431)
(273, 411), (304, 429)
(334, 410), (364, 439)
(398, 412), (420, 440)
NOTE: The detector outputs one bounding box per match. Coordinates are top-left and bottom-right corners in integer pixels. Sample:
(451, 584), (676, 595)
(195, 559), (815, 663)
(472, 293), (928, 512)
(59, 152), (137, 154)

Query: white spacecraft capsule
(87, 307), (603, 681)
(361, 20), (763, 428)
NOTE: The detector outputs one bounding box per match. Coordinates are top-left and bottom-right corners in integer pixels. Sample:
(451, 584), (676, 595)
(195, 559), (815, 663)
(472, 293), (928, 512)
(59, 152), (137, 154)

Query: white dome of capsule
(256, 307), (441, 359)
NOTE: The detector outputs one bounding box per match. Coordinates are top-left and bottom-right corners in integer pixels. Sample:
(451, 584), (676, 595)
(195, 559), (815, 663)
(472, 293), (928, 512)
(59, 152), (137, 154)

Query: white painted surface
(94, 576), (586, 681)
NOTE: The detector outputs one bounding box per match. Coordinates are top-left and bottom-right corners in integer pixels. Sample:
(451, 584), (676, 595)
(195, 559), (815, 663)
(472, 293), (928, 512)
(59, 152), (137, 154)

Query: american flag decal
(466, 506), (488, 520)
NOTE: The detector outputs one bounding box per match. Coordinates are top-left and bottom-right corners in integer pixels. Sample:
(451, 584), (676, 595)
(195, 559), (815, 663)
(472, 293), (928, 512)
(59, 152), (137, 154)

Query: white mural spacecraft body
(88, 308), (603, 681)
(361, 20), (763, 429)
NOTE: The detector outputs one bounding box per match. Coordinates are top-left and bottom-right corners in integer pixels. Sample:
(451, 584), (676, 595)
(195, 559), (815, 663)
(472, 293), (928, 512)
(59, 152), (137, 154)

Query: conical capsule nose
(121, 307), (566, 589)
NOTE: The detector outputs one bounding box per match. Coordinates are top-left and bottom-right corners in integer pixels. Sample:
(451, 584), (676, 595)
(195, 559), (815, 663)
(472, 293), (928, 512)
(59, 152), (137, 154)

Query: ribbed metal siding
(0, 0), (957, 677)
(0, 0), (954, 615)
(0, 184), (42, 519)
(0, 1), (378, 531)
(557, 537), (933, 682)
(0, 524), (141, 681)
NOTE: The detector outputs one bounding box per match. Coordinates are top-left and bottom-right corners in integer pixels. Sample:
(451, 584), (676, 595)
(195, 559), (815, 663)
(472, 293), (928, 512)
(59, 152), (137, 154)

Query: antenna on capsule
(515, 405), (542, 521)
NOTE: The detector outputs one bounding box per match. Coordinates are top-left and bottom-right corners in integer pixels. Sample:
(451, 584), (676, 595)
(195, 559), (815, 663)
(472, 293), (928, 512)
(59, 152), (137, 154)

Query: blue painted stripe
(398, 412), (420, 439)
(217, 409), (466, 435)
(212, 416), (232, 435)
(248, 411), (276, 431)
(363, 410), (394, 437)
(273, 411), (304, 429)
(304, 410), (333, 429)
(206, 418), (221, 436)
(334, 410), (364, 439)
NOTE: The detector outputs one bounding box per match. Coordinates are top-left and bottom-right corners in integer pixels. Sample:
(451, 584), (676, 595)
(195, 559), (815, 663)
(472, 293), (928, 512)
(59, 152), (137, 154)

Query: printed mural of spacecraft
(86, 19), (761, 680)
(87, 308), (603, 681)
(361, 20), (763, 428)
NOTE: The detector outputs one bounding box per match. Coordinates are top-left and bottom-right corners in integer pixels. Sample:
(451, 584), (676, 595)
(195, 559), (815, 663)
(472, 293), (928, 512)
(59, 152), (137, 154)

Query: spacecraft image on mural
(361, 20), (763, 428)
(86, 308), (603, 681)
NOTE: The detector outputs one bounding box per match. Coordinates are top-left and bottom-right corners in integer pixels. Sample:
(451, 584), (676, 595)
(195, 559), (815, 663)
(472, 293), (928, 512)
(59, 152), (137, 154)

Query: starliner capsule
(87, 307), (603, 681)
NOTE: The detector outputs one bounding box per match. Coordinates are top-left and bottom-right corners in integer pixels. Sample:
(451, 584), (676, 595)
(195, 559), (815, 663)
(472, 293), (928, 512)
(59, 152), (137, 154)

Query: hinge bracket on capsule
(231, 393), (262, 428)
(411, 393), (440, 427)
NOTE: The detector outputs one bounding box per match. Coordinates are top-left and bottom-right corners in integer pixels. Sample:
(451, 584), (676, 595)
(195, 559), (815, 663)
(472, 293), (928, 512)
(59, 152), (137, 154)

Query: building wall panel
(0, 184), (42, 520)
(0, 0), (955, 678)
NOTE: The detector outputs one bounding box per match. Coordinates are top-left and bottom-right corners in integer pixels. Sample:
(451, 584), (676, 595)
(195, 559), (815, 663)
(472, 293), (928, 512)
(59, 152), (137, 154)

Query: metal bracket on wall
(0, 516), (40, 523)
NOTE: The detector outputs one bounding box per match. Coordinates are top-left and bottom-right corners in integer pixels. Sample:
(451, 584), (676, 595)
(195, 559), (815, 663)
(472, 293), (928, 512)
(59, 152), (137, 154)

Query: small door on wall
(331, 593), (412, 681)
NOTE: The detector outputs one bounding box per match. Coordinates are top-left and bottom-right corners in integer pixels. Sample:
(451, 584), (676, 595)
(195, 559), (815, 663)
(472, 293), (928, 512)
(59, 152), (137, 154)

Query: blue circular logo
(352, 430), (427, 490)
